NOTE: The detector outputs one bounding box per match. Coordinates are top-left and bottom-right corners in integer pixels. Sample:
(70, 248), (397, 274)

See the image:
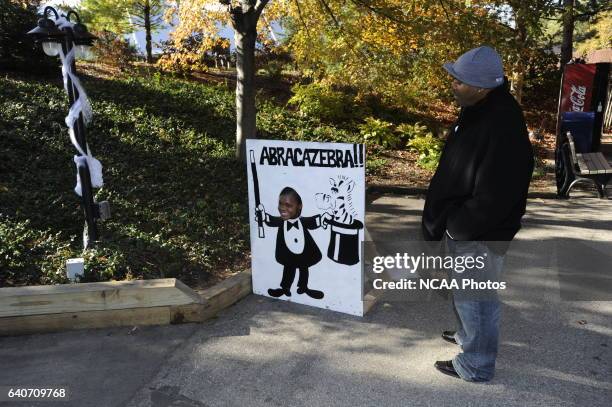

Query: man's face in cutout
(278, 194), (302, 220)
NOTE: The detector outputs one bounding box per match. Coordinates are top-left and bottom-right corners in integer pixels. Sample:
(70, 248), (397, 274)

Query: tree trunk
(560, 0), (574, 67)
(510, 7), (528, 104)
(232, 11), (258, 162)
(144, 0), (153, 64)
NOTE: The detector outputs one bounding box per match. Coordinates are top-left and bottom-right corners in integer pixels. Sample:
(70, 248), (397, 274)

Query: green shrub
(408, 133), (443, 171)
(0, 216), (132, 285)
(257, 99), (360, 143)
(0, 72), (244, 287)
(359, 116), (398, 148)
(366, 157), (387, 175)
(81, 246), (128, 282)
(0, 216), (74, 286)
(288, 83), (354, 122)
(396, 122), (430, 144)
(417, 151), (442, 171)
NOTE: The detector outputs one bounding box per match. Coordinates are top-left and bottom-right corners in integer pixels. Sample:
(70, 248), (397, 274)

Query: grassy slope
(0, 68), (355, 287)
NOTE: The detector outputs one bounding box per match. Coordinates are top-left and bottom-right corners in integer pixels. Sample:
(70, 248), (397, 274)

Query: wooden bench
(560, 132), (612, 198)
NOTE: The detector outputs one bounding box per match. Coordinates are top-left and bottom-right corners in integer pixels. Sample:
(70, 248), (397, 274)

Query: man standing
(422, 46), (534, 382)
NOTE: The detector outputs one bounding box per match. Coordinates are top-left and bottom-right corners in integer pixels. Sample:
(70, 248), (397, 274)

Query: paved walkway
(1, 195), (611, 407)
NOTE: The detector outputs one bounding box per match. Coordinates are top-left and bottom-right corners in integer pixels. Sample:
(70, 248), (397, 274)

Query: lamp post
(27, 6), (105, 249)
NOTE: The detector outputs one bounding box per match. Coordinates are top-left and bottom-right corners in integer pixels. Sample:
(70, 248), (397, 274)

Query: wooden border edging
(0, 271), (252, 337)
(197, 269), (252, 321)
(0, 278), (202, 318)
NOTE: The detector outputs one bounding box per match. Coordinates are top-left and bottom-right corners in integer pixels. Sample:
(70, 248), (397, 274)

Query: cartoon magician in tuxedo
(255, 187), (330, 300)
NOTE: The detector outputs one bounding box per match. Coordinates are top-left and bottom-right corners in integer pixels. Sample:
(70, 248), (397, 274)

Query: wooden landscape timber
(0, 271), (252, 336)
(0, 278), (202, 318)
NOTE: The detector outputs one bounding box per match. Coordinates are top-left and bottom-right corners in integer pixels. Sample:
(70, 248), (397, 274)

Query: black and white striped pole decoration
(60, 15), (102, 248)
(28, 7), (107, 278)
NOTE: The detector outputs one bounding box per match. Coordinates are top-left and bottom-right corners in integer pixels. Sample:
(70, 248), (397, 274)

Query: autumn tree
(559, 0), (611, 66)
(286, 0), (610, 105)
(165, 0), (284, 160)
(80, 0), (166, 63)
(285, 0), (509, 107)
(575, 9), (612, 55)
(478, 1), (559, 103)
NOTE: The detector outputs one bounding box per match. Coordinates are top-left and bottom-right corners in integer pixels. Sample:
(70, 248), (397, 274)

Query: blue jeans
(446, 238), (505, 382)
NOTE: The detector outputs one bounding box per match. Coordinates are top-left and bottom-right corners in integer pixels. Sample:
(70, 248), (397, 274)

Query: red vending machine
(555, 62), (610, 196)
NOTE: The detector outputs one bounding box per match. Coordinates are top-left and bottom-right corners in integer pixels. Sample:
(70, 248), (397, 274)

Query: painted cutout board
(246, 139), (366, 316)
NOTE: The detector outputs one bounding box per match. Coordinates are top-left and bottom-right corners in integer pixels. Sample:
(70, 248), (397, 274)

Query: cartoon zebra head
(315, 175), (357, 225)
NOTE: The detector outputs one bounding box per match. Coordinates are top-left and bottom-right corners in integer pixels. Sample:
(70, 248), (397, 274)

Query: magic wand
(250, 149), (265, 238)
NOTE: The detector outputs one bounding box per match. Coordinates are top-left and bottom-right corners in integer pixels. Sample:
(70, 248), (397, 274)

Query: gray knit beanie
(443, 46), (505, 89)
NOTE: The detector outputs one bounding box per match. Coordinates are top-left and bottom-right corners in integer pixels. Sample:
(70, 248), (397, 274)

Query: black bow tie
(287, 220), (299, 230)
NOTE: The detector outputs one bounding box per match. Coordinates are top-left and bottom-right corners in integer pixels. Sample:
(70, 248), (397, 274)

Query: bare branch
(348, 0), (407, 26)
(255, 0), (270, 14)
(317, 0), (340, 27)
(293, 0), (312, 39)
(437, 0), (452, 23)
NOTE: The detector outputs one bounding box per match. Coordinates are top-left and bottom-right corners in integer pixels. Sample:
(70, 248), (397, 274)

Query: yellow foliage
(161, 0), (523, 107)
(158, 0), (285, 72)
(575, 10), (612, 56)
(285, 0), (511, 107)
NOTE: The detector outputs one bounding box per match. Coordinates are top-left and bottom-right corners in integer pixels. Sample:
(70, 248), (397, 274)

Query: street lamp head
(27, 7), (97, 58)
(67, 10), (97, 47)
(72, 24), (97, 47)
(27, 7), (64, 45)
(64, 11), (96, 59)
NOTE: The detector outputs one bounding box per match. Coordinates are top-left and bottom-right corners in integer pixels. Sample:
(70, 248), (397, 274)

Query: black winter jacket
(422, 84), (534, 245)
